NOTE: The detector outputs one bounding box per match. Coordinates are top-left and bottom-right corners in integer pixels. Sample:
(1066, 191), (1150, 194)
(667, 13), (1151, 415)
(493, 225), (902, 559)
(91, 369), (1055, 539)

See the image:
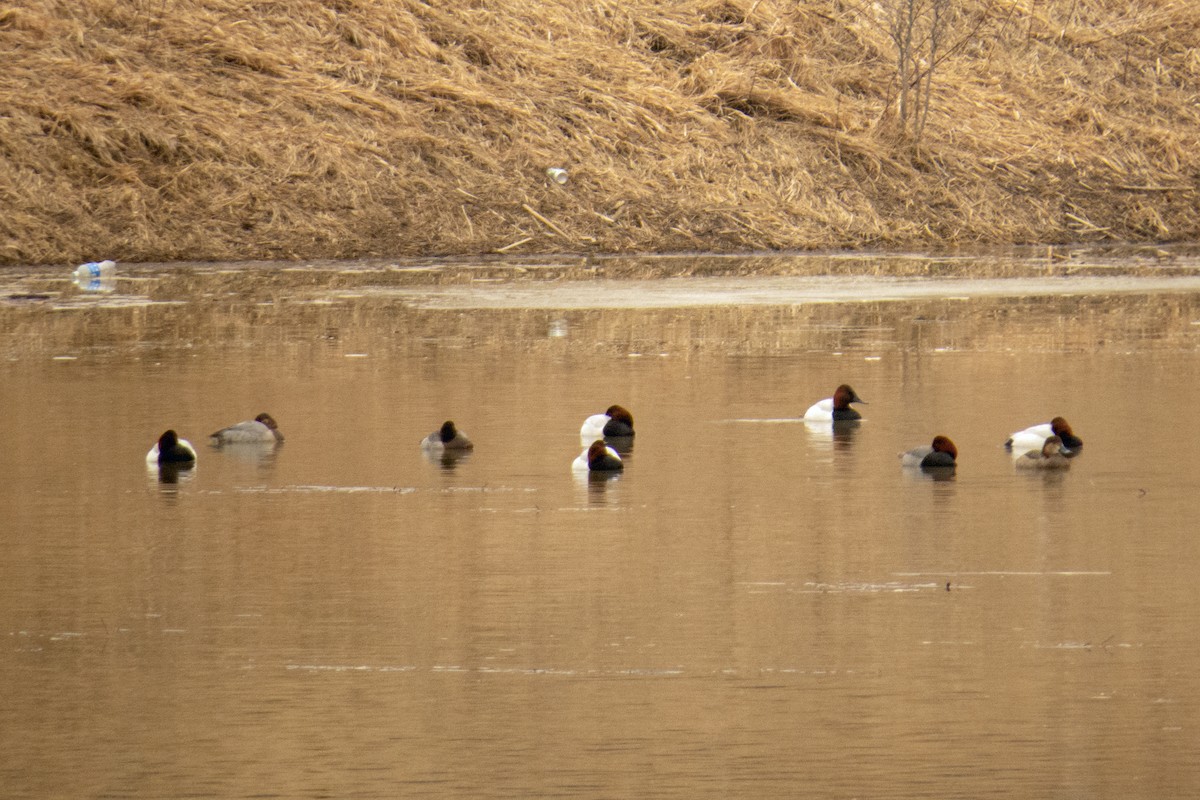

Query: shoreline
(4, 245), (1200, 314)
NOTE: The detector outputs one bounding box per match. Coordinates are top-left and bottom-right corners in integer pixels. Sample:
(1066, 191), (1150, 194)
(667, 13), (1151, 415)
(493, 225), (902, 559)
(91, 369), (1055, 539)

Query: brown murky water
(2, 254), (1199, 799)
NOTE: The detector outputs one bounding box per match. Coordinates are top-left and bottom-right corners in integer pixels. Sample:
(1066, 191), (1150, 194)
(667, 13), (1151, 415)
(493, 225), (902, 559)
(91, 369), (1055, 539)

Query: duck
(146, 430), (197, 464)
(580, 405), (635, 439)
(803, 384), (866, 422)
(210, 412), (284, 445)
(421, 420), (474, 452)
(572, 439), (624, 472)
(1014, 435), (1072, 469)
(1006, 416), (1082, 455)
(900, 435), (958, 468)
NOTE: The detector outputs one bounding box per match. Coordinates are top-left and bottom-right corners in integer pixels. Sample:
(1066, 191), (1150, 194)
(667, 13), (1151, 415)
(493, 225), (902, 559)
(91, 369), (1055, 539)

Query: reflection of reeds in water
(4, 262), (1200, 360)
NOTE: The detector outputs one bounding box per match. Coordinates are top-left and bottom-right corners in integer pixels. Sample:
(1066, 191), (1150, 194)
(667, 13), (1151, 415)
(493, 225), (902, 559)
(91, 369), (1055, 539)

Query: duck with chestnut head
(210, 412), (284, 446)
(1015, 435), (1072, 470)
(1006, 417), (1082, 456)
(900, 435), (958, 469)
(572, 440), (624, 472)
(580, 404), (635, 440)
(804, 384), (866, 422)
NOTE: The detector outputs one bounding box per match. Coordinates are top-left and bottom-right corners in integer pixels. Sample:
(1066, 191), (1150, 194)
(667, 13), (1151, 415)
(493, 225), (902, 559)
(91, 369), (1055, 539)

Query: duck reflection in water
(424, 448), (472, 470)
(832, 418), (861, 446)
(804, 416), (861, 451)
(153, 461), (196, 485)
(585, 470), (621, 504)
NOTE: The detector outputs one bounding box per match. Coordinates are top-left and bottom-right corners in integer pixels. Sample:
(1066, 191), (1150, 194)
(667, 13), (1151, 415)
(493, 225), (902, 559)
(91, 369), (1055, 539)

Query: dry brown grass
(1, 0), (1198, 266)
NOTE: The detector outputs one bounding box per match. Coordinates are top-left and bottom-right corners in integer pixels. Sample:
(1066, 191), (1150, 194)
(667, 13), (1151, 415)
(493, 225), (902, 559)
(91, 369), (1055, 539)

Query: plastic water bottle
(545, 167), (568, 184)
(72, 260), (117, 291)
(74, 260), (116, 281)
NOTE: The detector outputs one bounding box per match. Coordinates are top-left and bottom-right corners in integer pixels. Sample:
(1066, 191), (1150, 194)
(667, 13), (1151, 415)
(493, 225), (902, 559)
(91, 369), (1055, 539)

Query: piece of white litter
(345, 353), (369, 358)
(52, 355), (77, 361)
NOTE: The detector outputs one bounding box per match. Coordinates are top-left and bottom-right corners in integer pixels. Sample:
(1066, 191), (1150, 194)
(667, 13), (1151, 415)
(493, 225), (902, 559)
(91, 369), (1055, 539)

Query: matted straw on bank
(1, 0), (1198, 265)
